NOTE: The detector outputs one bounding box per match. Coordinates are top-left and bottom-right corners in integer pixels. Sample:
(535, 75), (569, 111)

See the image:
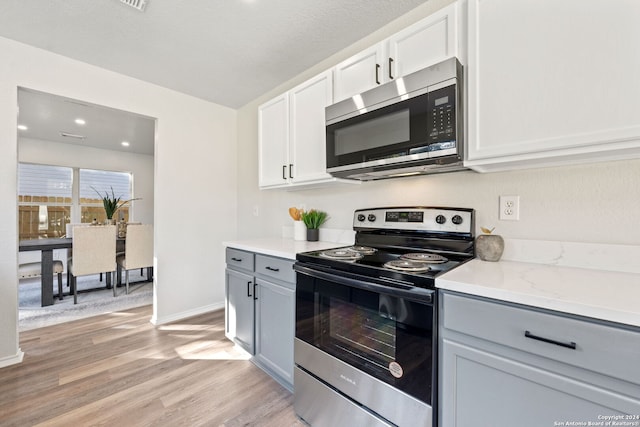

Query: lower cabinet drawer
(226, 248), (255, 272)
(255, 254), (295, 283)
(441, 292), (640, 385)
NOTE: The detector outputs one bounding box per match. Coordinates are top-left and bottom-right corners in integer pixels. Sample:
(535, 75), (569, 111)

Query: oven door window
(296, 274), (433, 404)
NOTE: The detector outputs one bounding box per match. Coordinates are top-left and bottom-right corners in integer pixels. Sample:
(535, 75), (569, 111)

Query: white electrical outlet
(252, 206), (259, 217)
(499, 195), (520, 221)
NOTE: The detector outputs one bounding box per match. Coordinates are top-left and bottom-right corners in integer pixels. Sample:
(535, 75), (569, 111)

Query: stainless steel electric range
(293, 206), (475, 427)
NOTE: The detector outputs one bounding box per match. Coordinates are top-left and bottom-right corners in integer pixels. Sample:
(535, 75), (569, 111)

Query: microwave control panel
(427, 84), (457, 145)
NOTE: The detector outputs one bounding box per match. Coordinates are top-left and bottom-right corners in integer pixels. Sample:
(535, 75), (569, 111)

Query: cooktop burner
(321, 248), (363, 261)
(348, 245), (377, 255)
(383, 259), (432, 272)
(400, 253), (448, 263)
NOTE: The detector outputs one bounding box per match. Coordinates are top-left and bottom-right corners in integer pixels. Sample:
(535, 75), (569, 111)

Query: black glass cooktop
(296, 245), (471, 289)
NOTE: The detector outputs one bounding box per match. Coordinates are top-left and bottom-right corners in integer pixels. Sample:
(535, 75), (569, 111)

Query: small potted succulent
(300, 209), (329, 242)
(476, 226), (504, 262)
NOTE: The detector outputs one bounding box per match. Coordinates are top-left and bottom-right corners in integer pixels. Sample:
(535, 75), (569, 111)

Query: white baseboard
(0, 349), (24, 368)
(150, 301), (225, 326)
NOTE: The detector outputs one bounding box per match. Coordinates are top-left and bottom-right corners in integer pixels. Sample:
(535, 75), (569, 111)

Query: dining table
(19, 238), (72, 307)
(19, 237), (126, 307)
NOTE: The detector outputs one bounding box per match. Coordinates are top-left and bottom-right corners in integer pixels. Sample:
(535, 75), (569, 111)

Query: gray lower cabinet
(225, 248), (295, 391)
(254, 276), (295, 391)
(225, 248), (256, 354)
(439, 291), (640, 427)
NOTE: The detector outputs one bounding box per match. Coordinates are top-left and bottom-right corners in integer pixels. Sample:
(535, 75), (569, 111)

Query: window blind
(80, 169), (132, 201)
(18, 164), (73, 199)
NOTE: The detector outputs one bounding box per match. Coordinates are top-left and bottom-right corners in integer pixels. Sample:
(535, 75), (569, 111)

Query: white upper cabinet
(333, 3), (461, 103)
(388, 3), (460, 79)
(333, 44), (387, 103)
(259, 70), (354, 189)
(465, 0), (640, 172)
(258, 93), (289, 187)
(289, 71), (335, 184)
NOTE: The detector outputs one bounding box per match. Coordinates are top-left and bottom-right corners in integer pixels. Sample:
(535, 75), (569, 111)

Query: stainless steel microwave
(325, 57), (465, 181)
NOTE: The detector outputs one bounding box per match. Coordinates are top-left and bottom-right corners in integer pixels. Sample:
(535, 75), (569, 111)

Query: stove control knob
(436, 215), (447, 224)
(452, 215), (463, 225)
(368, 214), (377, 222)
(357, 214), (366, 222)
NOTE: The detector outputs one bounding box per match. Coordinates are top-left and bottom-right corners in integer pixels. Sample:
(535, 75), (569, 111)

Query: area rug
(19, 271), (153, 331)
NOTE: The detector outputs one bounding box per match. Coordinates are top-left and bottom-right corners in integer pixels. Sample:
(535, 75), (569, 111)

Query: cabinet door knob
(524, 330), (577, 350)
(375, 63), (381, 85)
(388, 57), (394, 80)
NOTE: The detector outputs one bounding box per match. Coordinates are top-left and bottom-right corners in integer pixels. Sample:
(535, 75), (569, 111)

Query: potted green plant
(476, 226), (504, 262)
(93, 186), (139, 224)
(300, 209), (328, 241)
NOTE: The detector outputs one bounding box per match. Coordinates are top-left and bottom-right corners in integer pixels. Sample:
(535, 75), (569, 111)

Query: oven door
(294, 263), (436, 426)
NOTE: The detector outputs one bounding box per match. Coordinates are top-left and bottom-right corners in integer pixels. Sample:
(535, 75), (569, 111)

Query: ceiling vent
(60, 132), (86, 140)
(119, 0), (148, 12)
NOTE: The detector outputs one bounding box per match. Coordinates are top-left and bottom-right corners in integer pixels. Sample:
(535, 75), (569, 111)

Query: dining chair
(68, 225), (117, 304)
(19, 260), (65, 301)
(66, 224), (90, 288)
(116, 224), (153, 294)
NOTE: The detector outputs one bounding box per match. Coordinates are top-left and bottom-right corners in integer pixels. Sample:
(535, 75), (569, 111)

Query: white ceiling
(0, 0), (427, 109)
(18, 88), (156, 155)
(4, 0), (427, 155)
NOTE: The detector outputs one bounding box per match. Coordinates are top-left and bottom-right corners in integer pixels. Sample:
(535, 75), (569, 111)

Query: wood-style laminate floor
(0, 305), (307, 426)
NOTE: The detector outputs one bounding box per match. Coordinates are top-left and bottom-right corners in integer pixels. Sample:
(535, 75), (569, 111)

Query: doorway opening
(16, 87), (156, 331)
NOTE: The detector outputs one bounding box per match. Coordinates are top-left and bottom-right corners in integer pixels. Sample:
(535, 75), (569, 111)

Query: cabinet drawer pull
(524, 330), (576, 350)
(231, 257), (242, 262)
(253, 283), (258, 300)
(375, 63), (381, 85)
(265, 266), (280, 272)
(247, 281), (252, 297)
(388, 57), (394, 79)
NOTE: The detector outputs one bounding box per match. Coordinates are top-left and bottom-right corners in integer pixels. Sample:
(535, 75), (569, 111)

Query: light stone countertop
(436, 259), (640, 328)
(223, 237), (346, 260)
(226, 236), (640, 328)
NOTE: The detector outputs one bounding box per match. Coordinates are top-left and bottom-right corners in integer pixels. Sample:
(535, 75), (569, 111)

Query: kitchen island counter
(436, 259), (640, 328)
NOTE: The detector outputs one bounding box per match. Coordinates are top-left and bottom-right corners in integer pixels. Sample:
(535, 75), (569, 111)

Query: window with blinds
(79, 169), (132, 223)
(18, 164), (134, 240)
(18, 164), (73, 239)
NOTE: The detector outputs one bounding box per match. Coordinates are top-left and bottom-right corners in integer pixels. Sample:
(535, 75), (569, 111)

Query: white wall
(18, 137), (154, 224)
(235, 0), (640, 246)
(0, 36), (237, 366)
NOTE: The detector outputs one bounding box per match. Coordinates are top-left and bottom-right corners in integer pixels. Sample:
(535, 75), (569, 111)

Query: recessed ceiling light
(17, 124), (28, 131)
(75, 118), (86, 125)
(121, 141), (130, 147)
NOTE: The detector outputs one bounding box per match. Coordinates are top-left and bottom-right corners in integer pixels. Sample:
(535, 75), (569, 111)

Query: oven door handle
(294, 263), (434, 304)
